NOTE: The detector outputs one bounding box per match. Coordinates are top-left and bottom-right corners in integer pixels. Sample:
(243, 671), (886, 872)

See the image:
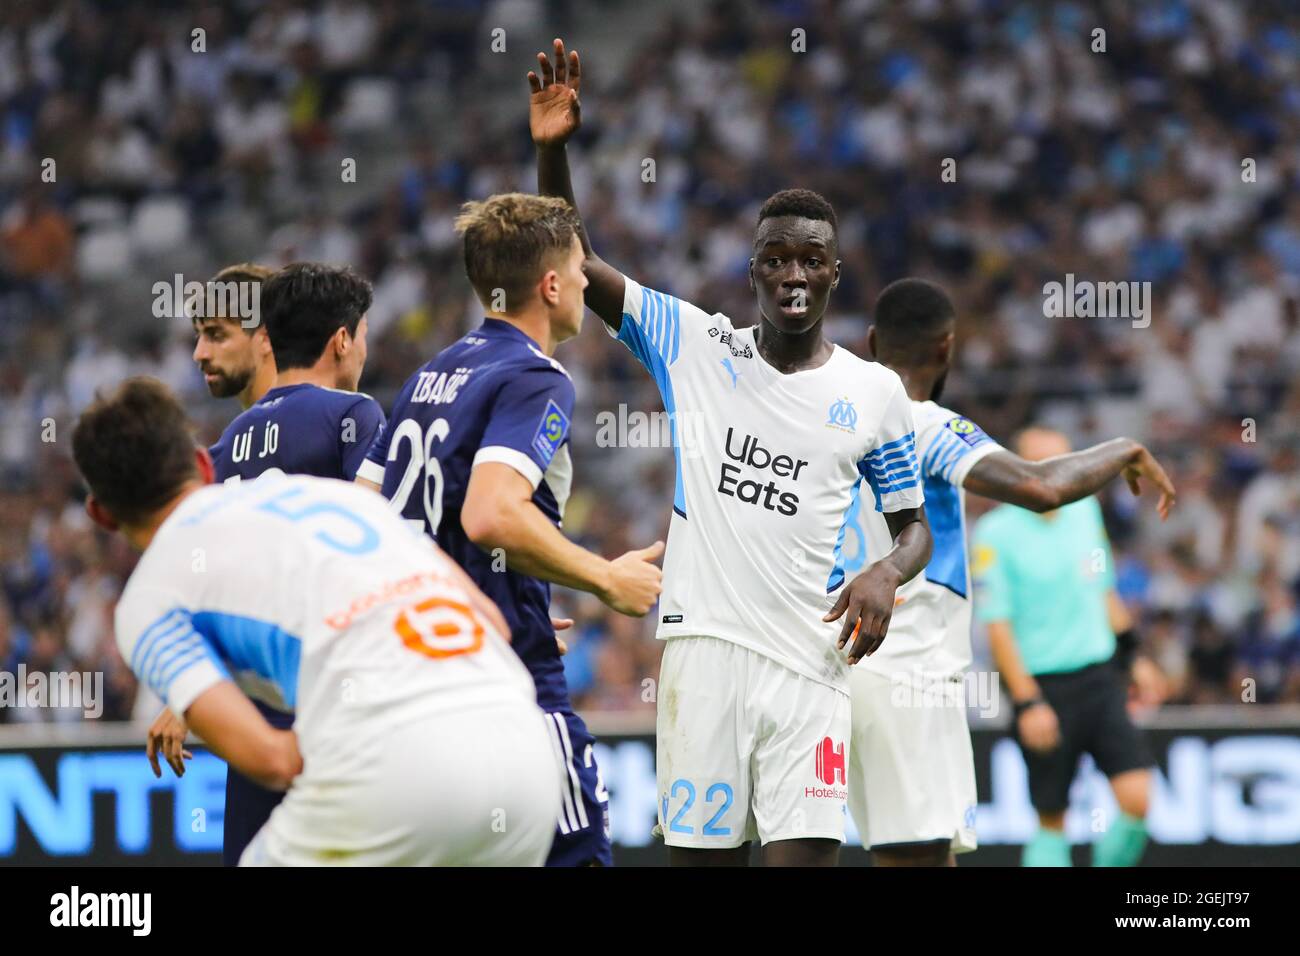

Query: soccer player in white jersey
(850, 278), (1176, 865)
(530, 40), (933, 866)
(72, 377), (561, 866)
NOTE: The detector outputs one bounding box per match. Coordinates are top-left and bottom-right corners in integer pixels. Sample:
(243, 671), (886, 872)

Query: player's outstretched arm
(529, 38), (626, 328)
(463, 462), (663, 616)
(183, 682), (303, 792)
(964, 438), (1176, 518)
(826, 508), (931, 665)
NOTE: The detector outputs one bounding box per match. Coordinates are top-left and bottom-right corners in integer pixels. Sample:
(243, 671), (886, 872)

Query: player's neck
(240, 360), (278, 409)
(754, 319), (832, 373)
(486, 309), (556, 355)
(893, 366), (940, 403)
(125, 482), (205, 551)
(274, 364), (345, 391)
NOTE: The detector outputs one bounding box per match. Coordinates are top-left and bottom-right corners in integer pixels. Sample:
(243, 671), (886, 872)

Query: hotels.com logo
(815, 736), (846, 785)
(806, 737), (848, 799)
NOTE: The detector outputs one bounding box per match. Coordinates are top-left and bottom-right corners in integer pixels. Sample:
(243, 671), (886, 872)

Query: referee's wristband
(1013, 697), (1046, 717)
(1114, 628), (1140, 670)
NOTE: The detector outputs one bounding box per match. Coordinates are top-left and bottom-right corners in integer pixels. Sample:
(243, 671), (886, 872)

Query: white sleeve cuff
(951, 441), (1004, 489)
(355, 458), (386, 485)
(473, 446), (544, 489)
(166, 661), (228, 718)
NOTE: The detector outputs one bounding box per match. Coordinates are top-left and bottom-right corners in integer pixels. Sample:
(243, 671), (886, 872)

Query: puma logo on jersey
(720, 358), (740, 389)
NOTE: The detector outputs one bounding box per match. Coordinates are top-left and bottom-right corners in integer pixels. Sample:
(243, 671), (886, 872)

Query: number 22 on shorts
(662, 779), (734, 836)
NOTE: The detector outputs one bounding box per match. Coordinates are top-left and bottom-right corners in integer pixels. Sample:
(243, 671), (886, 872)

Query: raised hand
(528, 38), (582, 147)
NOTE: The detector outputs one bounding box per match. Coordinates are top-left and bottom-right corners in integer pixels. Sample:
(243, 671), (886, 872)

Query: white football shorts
(655, 635), (851, 848)
(241, 702), (563, 866)
(847, 667), (978, 854)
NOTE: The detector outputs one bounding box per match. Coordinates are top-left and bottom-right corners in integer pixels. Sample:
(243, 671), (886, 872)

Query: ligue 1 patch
(531, 399), (570, 466)
(945, 416), (990, 448)
(662, 614), (683, 624)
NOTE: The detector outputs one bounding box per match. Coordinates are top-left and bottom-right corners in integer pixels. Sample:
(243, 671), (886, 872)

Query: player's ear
(331, 324), (351, 359)
(831, 259), (841, 290)
(539, 269), (561, 307)
(747, 258), (755, 292)
(85, 495), (119, 534)
(253, 324), (273, 357)
(937, 329), (955, 365)
(195, 445), (216, 485)
(866, 325), (878, 359)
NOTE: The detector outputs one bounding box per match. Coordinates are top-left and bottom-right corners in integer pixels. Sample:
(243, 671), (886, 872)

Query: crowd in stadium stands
(1, 0), (1298, 722)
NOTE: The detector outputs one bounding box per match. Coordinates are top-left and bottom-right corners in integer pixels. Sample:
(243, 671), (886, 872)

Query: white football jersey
(610, 278), (924, 693)
(114, 474), (537, 756)
(854, 400), (1003, 686)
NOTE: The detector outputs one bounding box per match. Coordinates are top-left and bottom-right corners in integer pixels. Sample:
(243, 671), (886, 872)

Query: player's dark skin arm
(530, 39), (626, 328)
(964, 439), (1175, 518)
(825, 508), (931, 664)
(868, 323), (1176, 518)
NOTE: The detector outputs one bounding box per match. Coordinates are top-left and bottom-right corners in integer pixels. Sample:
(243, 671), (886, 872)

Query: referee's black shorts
(1011, 658), (1152, 813)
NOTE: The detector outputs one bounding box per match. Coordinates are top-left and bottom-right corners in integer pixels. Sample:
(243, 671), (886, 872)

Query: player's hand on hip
(1123, 445), (1176, 520)
(528, 38), (582, 147)
(1017, 702), (1061, 753)
(827, 563), (902, 664)
(601, 540), (664, 617)
(145, 707), (192, 778)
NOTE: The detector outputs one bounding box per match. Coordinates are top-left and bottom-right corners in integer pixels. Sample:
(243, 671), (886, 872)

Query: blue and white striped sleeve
(919, 415), (1003, 488)
(607, 276), (714, 384)
(861, 380), (925, 513)
(116, 590), (230, 717)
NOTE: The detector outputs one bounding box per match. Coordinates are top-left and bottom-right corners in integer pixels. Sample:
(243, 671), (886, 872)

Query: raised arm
(964, 438), (1176, 519)
(529, 38), (626, 328)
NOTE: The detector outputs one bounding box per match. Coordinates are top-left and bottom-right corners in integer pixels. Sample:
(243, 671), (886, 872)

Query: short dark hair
(454, 193), (583, 309)
(260, 262), (373, 370)
(212, 262), (277, 286)
(72, 378), (199, 527)
(756, 188), (838, 241)
(873, 278), (955, 359)
(192, 262), (277, 334)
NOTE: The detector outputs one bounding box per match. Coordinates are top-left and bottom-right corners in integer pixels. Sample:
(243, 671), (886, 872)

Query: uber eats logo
(719, 427), (808, 516)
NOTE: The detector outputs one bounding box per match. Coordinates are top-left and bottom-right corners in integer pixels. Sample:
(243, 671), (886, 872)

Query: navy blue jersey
(211, 383), (386, 484)
(359, 318), (576, 711)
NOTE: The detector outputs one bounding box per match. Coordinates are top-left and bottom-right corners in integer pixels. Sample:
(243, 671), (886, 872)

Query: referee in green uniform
(973, 428), (1170, 867)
